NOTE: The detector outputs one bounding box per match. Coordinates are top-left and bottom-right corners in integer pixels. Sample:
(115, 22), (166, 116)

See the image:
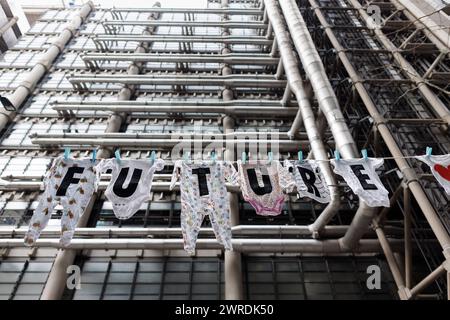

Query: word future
(175, 304), (210, 318)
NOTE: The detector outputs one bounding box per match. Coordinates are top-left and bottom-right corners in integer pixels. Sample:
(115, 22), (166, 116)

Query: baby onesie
(95, 158), (165, 219)
(331, 157), (390, 208)
(170, 160), (238, 255)
(24, 156), (97, 247)
(237, 160), (289, 216)
(281, 160), (331, 204)
(416, 154), (450, 195)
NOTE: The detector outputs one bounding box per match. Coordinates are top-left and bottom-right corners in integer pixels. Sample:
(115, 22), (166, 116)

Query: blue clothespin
(149, 151), (156, 166)
(334, 150), (341, 161)
(242, 152), (247, 164)
(361, 149), (368, 161)
(183, 151), (190, 163)
(298, 150), (304, 163)
(64, 147), (71, 160)
(268, 151), (273, 164)
(115, 149), (121, 164)
(91, 149), (97, 163)
(211, 151), (216, 164)
(426, 147), (433, 157)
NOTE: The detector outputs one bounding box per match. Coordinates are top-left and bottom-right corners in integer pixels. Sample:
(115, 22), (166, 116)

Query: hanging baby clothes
(170, 160), (238, 255)
(95, 158), (165, 219)
(416, 154), (450, 195)
(281, 160), (331, 204)
(24, 156), (97, 247)
(330, 157), (390, 208)
(237, 160), (289, 216)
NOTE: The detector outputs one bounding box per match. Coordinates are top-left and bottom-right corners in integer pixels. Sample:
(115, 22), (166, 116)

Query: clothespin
(426, 147), (433, 157)
(183, 151), (190, 163)
(91, 149), (97, 163)
(149, 151), (156, 166)
(211, 151), (216, 164)
(298, 150), (304, 163)
(334, 150), (341, 161)
(361, 149), (368, 161)
(115, 149), (121, 164)
(242, 152), (247, 164)
(64, 147), (71, 160)
(268, 151), (273, 164)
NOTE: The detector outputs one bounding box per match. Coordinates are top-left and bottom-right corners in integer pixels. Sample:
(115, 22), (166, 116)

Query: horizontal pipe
(0, 238), (401, 253)
(110, 8), (263, 15)
(67, 74), (287, 88)
(52, 104), (298, 117)
(94, 34), (273, 45)
(102, 20), (267, 29)
(81, 53), (278, 65)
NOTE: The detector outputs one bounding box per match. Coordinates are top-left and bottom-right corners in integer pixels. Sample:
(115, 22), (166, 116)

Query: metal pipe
(404, 186), (413, 289)
(0, 238), (398, 253)
(264, 0), (342, 241)
(0, 16), (18, 37)
(102, 20), (267, 29)
(309, 0), (450, 252)
(51, 99), (284, 107)
(348, 0), (450, 126)
(110, 8), (263, 15)
(410, 264), (447, 299)
(67, 74), (287, 88)
(52, 104), (298, 117)
(94, 35), (273, 45)
(81, 53), (278, 65)
(0, 2), (93, 134)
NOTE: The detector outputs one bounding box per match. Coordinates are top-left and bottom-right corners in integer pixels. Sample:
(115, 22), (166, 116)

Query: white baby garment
(95, 159), (165, 220)
(416, 154), (450, 196)
(331, 158), (390, 208)
(24, 156), (97, 247)
(170, 160), (238, 255)
(282, 160), (331, 204)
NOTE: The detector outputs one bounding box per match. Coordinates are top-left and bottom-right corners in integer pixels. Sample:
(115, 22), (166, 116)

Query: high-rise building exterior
(0, 0), (449, 300)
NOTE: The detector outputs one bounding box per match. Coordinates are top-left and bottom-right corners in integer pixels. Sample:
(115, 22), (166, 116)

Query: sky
(15, 0), (208, 9)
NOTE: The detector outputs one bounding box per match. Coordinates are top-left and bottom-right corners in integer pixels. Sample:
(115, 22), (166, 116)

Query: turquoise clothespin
(242, 152), (247, 164)
(115, 149), (121, 164)
(149, 151), (156, 166)
(183, 151), (190, 163)
(334, 150), (341, 161)
(268, 151), (273, 164)
(426, 147), (433, 157)
(91, 149), (97, 163)
(298, 150), (304, 163)
(361, 149), (368, 160)
(64, 147), (71, 160)
(211, 151), (216, 164)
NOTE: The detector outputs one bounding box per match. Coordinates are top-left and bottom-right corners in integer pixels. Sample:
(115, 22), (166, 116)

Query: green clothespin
(115, 149), (121, 164)
(361, 149), (368, 161)
(334, 150), (341, 161)
(268, 151), (273, 164)
(211, 151), (216, 164)
(149, 151), (156, 166)
(91, 149), (97, 163)
(426, 147), (433, 157)
(298, 150), (303, 163)
(183, 151), (190, 163)
(64, 147), (71, 160)
(242, 152), (247, 164)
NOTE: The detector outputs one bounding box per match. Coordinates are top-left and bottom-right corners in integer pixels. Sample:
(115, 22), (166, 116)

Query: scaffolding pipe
(40, 2), (161, 300)
(348, 0), (450, 126)
(308, 0), (450, 255)
(94, 35), (273, 45)
(410, 263), (447, 299)
(262, 0), (341, 241)
(0, 238), (399, 253)
(0, 16), (18, 37)
(0, 2), (93, 135)
(277, 0), (377, 244)
(102, 20), (267, 29)
(110, 8), (263, 15)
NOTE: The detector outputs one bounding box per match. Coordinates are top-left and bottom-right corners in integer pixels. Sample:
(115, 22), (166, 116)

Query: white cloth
(331, 158), (390, 208)
(24, 156), (97, 247)
(282, 160), (331, 204)
(95, 159), (165, 220)
(416, 154), (450, 196)
(170, 160), (238, 255)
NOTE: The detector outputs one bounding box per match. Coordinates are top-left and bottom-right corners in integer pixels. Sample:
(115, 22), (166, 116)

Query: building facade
(0, 0), (449, 300)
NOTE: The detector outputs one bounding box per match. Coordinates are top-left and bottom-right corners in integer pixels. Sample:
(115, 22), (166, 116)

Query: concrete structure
(0, 0), (449, 300)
